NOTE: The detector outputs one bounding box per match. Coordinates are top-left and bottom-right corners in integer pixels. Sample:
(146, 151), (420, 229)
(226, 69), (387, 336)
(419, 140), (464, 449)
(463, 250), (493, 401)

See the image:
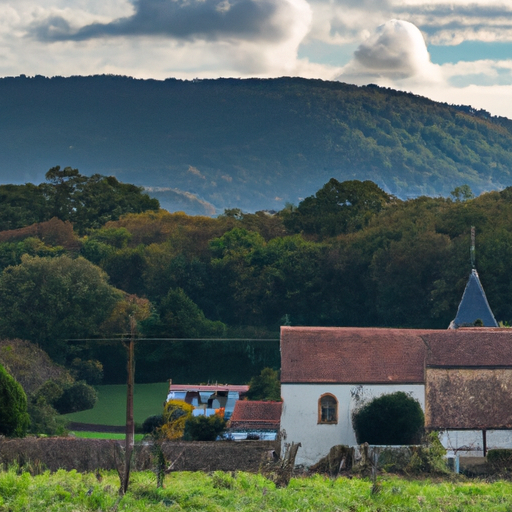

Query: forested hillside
(1, 75), (512, 214)
(1, 174), (512, 392)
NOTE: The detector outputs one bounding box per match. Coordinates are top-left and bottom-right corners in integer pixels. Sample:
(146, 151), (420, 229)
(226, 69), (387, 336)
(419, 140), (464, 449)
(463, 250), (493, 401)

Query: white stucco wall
(280, 383), (425, 467)
(281, 384), (512, 466)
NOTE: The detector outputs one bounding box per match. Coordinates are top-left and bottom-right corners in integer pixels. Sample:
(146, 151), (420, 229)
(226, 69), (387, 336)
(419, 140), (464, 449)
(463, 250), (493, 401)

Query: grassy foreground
(2, 469), (512, 511)
(63, 382), (168, 426)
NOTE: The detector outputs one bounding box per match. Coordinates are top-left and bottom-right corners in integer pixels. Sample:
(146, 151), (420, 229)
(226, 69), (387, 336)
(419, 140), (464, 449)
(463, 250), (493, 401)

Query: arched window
(318, 394), (338, 424)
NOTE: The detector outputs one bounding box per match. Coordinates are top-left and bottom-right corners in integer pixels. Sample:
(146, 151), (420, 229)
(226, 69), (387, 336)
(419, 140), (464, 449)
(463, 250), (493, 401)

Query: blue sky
(1, 0), (511, 117)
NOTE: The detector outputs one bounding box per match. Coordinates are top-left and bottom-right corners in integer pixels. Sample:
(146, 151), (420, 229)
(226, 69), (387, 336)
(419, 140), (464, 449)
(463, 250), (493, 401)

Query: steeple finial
(471, 226), (476, 269)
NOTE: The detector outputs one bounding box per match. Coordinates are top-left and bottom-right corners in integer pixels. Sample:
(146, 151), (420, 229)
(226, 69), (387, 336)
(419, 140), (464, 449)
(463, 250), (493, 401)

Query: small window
(318, 394), (338, 424)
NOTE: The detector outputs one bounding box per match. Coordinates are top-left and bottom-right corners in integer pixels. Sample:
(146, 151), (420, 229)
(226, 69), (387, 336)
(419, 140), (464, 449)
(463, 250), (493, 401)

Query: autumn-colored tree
(159, 400), (194, 440)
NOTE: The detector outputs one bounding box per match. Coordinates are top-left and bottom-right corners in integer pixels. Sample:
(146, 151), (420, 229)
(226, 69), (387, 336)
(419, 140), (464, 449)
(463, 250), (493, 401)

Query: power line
(66, 337), (279, 342)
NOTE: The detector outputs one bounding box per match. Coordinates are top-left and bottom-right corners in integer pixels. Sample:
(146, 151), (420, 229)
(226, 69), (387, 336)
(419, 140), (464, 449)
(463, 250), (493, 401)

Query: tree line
(2, 171), (512, 390)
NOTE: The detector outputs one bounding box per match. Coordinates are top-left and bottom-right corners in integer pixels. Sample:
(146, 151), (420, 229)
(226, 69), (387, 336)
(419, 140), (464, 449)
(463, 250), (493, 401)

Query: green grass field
(2, 470), (512, 511)
(63, 382), (169, 426)
(72, 432), (145, 441)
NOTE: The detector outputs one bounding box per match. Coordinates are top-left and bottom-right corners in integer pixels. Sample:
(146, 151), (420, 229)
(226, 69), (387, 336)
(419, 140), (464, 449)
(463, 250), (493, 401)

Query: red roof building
(280, 326), (512, 465)
(228, 400), (283, 432)
(281, 327), (433, 384)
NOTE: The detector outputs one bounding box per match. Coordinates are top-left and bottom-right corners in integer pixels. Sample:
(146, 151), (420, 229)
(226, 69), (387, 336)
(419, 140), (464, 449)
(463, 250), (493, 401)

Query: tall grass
(2, 468), (512, 511)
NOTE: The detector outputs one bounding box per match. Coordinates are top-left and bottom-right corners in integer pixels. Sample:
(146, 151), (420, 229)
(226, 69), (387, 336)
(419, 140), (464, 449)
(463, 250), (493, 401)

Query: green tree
(284, 179), (393, 238)
(70, 358), (104, 385)
(0, 364), (30, 437)
(0, 183), (50, 231)
(148, 287), (225, 339)
(70, 173), (160, 234)
(44, 166), (87, 222)
(142, 414), (164, 434)
(53, 381), (97, 414)
(450, 184), (475, 202)
(352, 392), (424, 445)
(0, 255), (122, 362)
(7, 166), (161, 235)
(246, 368), (281, 401)
(27, 399), (67, 436)
(370, 231), (452, 327)
(208, 228), (266, 325)
(0, 237), (65, 272)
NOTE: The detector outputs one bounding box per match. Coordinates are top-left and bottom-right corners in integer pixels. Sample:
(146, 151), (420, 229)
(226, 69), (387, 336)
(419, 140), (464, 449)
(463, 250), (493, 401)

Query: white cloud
(0, 0), (314, 78)
(334, 17), (512, 119)
(441, 59), (512, 79)
(336, 19), (442, 85)
(30, 0), (307, 43)
(305, 0), (512, 46)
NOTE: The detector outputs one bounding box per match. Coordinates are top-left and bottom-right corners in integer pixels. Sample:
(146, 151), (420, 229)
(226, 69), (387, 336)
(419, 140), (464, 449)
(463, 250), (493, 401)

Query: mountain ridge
(1, 74), (512, 214)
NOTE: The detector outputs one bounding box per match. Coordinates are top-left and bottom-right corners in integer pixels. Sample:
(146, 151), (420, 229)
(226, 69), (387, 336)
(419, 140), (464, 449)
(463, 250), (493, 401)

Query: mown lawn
(2, 469), (512, 511)
(63, 382), (169, 426)
(72, 431), (145, 441)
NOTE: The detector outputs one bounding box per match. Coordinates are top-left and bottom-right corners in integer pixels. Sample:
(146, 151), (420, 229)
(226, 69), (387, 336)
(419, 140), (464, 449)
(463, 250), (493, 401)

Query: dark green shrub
(70, 358), (103, 385)
(487, 449), (512, 470)
(27, 399), (67, 436)
(53, 381), (97, 414)
(406, 432), (448, 474)
(142, 414), (164, 434)
(376, 433), (448, 474)
(246, 368), (281, 401)
(34, 379), (64, 405)
(0, 363), (29, 437)
(352, 392), (424, 445)
(184, 414), (227, 441)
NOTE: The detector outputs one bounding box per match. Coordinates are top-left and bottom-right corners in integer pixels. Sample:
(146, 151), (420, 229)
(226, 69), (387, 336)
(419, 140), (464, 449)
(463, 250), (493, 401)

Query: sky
(1, 0), (512, 118)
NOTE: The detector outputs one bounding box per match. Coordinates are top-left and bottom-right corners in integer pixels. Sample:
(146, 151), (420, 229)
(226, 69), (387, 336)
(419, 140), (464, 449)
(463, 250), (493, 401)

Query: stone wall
(0, 437), (275, 473)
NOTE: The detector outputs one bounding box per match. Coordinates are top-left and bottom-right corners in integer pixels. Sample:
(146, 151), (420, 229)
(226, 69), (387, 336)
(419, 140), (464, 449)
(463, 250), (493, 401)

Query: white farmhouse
(280, 326), (512, 467)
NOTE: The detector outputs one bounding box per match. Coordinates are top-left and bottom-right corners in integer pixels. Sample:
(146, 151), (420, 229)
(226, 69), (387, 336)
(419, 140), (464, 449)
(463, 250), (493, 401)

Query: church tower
(449, 227), (498, 329)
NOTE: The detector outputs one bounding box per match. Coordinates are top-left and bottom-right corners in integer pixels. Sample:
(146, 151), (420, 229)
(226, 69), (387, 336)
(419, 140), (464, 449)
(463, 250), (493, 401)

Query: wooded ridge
(1, 75), (512, 214)
(1, 173), (512, 388)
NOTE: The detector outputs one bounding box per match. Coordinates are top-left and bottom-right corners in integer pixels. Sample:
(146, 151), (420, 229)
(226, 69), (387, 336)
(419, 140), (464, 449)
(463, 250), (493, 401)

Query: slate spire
(449, 227), (498, 328)
(449, 269), (498, 329)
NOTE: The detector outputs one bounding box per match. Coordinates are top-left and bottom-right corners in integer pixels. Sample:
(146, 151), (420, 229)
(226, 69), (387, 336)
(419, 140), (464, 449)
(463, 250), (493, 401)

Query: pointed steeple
(449, 269), (498, 328)
(449, 227), (498, 329)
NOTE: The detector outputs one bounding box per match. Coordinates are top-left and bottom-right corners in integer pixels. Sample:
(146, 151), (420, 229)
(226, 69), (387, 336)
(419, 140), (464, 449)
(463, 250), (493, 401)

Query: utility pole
(121, 316), (136, 495)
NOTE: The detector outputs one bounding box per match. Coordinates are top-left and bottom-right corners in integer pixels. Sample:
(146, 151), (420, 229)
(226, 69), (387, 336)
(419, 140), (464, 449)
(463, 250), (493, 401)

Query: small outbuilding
(166, 383), (249, 420)
(227, 400), (282, 440)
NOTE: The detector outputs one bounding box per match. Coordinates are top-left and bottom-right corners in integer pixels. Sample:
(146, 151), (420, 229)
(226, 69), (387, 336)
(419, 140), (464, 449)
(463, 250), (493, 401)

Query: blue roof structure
(449, 269), (498, 329)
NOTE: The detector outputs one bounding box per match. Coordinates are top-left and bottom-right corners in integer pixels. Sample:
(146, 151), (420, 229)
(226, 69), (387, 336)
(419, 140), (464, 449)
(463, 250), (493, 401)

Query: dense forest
(2, 76), (512, 214)
(1, 168), (512, 397)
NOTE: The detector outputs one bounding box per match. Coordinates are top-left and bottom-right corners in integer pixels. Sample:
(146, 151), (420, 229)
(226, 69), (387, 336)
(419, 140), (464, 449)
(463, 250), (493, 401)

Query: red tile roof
(423, 328), (512, 367)
(229, 401), (282, 431)
(168, 384), (249, 393)
(281, 327), (431, 384)
(281, 327), (512, 384)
